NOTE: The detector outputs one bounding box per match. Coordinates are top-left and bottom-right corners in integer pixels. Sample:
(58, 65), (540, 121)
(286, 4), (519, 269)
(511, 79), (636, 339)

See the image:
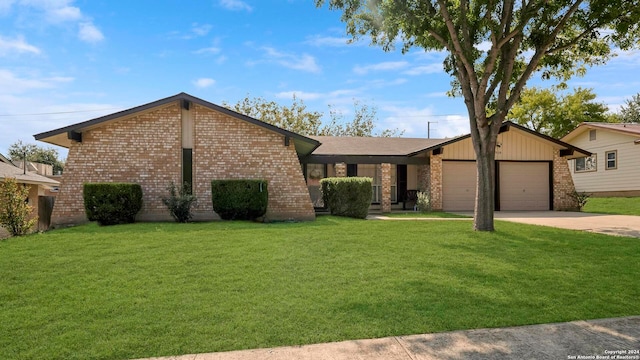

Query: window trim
(605, 150), (617, 170)
(575, 154), (597, 173)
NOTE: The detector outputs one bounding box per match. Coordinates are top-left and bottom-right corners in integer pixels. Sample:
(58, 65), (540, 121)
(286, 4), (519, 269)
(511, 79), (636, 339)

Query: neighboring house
(304, 122), (589, 212)
(562, 122), (640, 196)
(0, 155), (60, 236)
(34, 93), (587, 227)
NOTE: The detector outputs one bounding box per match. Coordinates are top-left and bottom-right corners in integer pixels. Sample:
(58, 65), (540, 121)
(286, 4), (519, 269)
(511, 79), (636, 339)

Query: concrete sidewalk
(137, 316), (640, 360)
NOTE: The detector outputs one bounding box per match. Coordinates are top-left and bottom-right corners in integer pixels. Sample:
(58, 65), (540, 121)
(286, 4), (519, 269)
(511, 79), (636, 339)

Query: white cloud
(304, 35), (350, 47)
(78, 22), (104, 43)
(274, 91), (323, 101)
(353, 61), (408, 75)
(259, 47), (321, 73)
(0, 69), (74, 94)
(193, 78), (215, 88)
(191, 23), (212, 37)
(219, 0), (252, 12)
(49, 5), (81, 22)
(379, 105), (469, 138)
(193, 47), (221, 55)
(0, 35), (40, 55)
(403, 63), (443, 76)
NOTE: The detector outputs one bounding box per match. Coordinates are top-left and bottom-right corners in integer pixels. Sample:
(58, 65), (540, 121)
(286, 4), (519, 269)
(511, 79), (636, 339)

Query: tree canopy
(618, 93), (640, 123)
(224, 95), (403, 137)
(318, 0), (640, 231)
(8, 140), (65, 174)
(507, 87), (614, 138)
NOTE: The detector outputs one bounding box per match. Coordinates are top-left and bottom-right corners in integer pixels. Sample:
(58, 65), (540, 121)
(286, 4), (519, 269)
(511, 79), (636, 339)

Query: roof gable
(562, 122), (640, 142)
(34, 92), (320, 157)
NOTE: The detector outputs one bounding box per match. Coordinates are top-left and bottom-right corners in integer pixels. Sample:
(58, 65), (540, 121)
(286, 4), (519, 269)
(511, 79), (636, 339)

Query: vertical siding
(442, 130), (555, 160)
(568, 130), (640, 192)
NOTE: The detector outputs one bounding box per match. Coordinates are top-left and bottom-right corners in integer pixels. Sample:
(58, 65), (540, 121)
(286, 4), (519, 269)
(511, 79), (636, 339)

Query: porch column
(553, 150), (579, 210)
(335, 162), (346, 177)
(381, 163), (391, 213)
(430, 155), (443, 210)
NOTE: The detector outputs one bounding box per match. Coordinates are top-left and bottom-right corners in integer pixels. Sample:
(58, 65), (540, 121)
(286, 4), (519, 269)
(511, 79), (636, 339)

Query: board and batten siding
(568, 129), (640, 193)
(442, 130), (556, 160)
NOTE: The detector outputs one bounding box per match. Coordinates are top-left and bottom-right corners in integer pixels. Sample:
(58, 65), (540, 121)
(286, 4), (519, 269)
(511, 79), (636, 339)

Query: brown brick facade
(380, 163), (391, 213)
(51, 102), (315, 226)
(553, 151), (579, 210)
(429, 155), (443, 210)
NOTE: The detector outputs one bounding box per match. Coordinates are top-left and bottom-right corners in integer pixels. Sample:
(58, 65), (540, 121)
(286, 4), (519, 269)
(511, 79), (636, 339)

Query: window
(305, 163), (326, 208)
(589, 129), (596, 141)
(605, 150), (617, 170)
(575, 154), (597, 172)
(357, 164), (397, 203)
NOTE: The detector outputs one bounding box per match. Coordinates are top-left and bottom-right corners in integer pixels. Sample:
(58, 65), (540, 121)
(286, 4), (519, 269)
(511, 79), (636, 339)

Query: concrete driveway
(490, 211), (640, 238)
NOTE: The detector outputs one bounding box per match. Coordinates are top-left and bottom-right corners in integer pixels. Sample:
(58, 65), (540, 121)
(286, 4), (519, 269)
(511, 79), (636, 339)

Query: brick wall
(380, 163), (391, 213)
(51, 104), (183, 225)
(51, 102), (316, 225)
(429, 155), (443, 210)
(553, 151), (579, 210)
(417, 164), (430, 192)
(192, 105), (315, 221)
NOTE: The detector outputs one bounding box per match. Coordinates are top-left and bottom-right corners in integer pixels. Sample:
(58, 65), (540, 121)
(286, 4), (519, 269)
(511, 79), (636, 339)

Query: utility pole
(427, 121), (438, 139)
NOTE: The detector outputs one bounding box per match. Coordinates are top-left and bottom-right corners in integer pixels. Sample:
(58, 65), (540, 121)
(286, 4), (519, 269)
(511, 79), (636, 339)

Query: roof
(562, 122), (640, 142)
(33, 92), (320, 157)
(0, 161), (59, 188)
(309, 136), (448, 156)
(0, 153), (11, 164)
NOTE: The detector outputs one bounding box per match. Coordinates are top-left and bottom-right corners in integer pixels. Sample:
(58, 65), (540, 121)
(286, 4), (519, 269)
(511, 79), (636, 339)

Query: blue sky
(1, 0), (639, 158)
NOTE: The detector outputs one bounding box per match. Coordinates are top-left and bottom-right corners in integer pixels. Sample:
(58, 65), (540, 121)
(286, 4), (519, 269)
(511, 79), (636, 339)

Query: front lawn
(384, 211), (470, 218)
(583, 197), (640, 216)
(1, 217), (639, 360)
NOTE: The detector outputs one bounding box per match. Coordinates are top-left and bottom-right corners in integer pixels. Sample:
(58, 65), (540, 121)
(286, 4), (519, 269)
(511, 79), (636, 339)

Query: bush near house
(162, 182), (197, 223)
(83, 183), (143, 226)
(320, 177), (372, 219)
(0, 178), (37, 236)
(211, 180), (268, 220)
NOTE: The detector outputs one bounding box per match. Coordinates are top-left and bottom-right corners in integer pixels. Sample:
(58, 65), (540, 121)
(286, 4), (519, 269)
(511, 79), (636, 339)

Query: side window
(589, 129), (596, 141)
(575, 154), (597, 172)
(605, 150), (617, 170)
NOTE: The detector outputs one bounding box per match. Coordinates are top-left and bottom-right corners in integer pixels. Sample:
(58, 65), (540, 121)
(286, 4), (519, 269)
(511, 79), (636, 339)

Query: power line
(0, 108), (123, 117)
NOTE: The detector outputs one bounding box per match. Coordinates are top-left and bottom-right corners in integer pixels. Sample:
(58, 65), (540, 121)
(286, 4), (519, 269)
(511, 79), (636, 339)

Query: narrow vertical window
(589, 129), (596, 141)
(182, 149), (193, 193)
(605, 150), (617, 170)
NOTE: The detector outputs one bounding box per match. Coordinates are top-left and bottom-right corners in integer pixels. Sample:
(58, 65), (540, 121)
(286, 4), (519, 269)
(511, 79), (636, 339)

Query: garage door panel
(442, 161), (476, 211)
(499, 162), (549, 211)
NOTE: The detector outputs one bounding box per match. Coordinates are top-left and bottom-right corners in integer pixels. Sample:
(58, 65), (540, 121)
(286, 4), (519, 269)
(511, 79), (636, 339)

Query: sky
(1, 0), (640, 159)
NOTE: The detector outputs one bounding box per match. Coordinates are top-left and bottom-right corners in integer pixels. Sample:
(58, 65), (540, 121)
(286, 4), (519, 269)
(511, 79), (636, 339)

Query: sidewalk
(138, 316), (640, 360)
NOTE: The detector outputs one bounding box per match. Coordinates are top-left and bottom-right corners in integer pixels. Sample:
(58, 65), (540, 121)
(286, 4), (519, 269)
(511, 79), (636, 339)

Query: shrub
(570, 190), (592, 211)
(416, 191), (431, 212)
(320, 177), (372, 219)
(162, 182), (197, 223)
(83, 183), (143, 226)
(211, 180), (268, 220)
(0, 178), (38, 236)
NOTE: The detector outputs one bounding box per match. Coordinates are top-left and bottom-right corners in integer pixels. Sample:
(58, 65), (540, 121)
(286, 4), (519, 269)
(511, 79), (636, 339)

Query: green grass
(1, 217), (639, 360)
(583, 197), (640, 216)
(384, 211), (470, 218)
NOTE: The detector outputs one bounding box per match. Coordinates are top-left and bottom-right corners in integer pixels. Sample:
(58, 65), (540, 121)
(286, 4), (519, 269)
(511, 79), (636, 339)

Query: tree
(619, 93), (640, 123)
(8, 140), (65, 174)
(317, 0), (640, 231)
(508, 87), (613, 138)
(0, 178), (38, 236)
(224, 95), (404, 137)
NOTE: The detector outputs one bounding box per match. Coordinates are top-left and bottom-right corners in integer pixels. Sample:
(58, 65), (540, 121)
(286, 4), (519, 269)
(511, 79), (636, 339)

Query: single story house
(0, 154), (60, 235)
(34, 93), (587, 226)
(561, 122), (640, 197)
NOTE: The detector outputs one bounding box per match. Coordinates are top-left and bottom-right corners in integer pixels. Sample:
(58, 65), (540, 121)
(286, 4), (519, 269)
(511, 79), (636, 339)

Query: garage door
(442, 161), (476, 211)
(499, 162), (550, 211)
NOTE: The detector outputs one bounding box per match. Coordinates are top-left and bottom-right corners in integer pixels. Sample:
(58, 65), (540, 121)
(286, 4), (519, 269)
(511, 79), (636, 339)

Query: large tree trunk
(474, 144), (496, 231)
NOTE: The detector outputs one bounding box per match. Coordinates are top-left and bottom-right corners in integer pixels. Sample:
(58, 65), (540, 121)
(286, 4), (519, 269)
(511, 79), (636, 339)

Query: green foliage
(320, 177), (372, 218)
(8, 140), (65, 174)
(569, 190), (592, 211)
(162, 182), (197, 223)
(0, 178), (37, 236)
(83, 183), (143, 226)
(508, 87), (615, 138)
(619, 93), (640, 123)
(211, 180), (268, 220)
(224, 95), (403, 137)
(415, 191), (431, 213)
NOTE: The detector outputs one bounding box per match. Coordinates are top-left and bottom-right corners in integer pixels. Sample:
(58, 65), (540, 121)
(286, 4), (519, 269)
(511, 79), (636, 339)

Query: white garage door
(442, 161), (476, 211)
(499, 162), (550, 211)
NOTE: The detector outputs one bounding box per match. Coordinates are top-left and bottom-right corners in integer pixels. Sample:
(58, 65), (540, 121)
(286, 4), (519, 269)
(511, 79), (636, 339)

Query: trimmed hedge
(83, 183), (143, 226)
(211, 180), (268, 220)
(320, 177), (372, 219)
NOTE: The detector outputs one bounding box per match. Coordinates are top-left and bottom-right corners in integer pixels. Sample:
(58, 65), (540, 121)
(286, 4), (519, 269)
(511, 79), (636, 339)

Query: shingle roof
(562, 122), (640, 142)
(309, 136), (449, 156)
(0, 161), (59, 187)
